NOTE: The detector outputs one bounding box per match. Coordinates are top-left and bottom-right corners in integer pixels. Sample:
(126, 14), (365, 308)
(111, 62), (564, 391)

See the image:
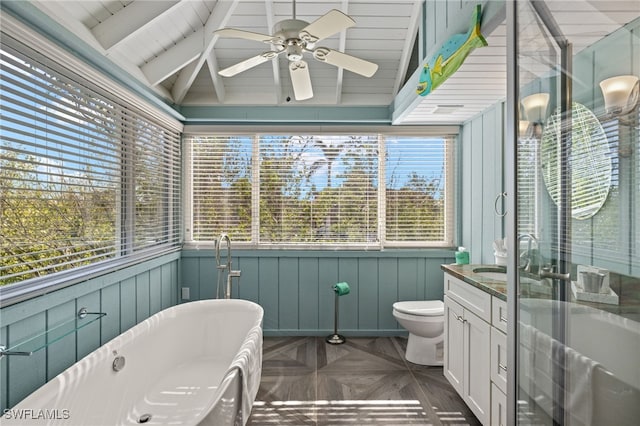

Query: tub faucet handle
(539, 267), (570, 282)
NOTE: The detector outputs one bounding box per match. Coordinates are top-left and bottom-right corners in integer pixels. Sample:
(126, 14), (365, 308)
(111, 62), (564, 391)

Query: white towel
(532, 328), (554, 415)
(530, 329), (600, 426)
(227, 323), (263, 425)
(565, 345), (600, 426)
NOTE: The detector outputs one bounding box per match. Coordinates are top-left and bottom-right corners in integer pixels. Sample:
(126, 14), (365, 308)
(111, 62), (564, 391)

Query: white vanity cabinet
(444, 274), (491, 425)
(444, 272), (508, 426)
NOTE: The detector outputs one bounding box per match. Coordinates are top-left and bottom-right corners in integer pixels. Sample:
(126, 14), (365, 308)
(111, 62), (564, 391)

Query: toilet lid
(393, 300), (444, 316)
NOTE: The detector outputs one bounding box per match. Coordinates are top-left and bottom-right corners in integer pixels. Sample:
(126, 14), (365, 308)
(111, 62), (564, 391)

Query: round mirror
(540, 102), (612, 220)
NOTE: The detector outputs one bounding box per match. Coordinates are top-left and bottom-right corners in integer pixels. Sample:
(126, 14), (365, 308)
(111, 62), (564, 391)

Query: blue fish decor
(417, 4), (488, 96)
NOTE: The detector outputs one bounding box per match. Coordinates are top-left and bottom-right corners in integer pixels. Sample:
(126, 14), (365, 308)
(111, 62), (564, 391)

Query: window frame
(0, 21), (183, 306)
(183, 126), (458, 250)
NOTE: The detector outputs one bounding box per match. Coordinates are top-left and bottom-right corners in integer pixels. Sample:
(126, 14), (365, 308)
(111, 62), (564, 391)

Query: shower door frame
(506, 1), (574, 424)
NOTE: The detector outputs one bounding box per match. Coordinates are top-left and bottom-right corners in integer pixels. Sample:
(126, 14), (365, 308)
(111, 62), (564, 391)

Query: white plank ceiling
(397, 0), (640, 124)
(30, 0), (422, 107)
(27, 0), (640, 125)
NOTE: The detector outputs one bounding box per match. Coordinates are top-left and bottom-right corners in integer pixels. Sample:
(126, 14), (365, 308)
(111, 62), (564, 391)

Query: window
(185, 132), (456, 248)
(0, 35), (181, 289)
(259, 135), (379, 244)
(189, 135), (252, 241)
(385, 136), (454, 245)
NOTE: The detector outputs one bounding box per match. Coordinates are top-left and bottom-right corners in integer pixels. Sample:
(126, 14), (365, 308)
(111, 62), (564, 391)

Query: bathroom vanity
(441, 264), (508, 426)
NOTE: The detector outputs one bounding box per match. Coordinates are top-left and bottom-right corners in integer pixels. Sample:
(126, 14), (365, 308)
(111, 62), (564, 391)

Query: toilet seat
(393, 300), (444, 317)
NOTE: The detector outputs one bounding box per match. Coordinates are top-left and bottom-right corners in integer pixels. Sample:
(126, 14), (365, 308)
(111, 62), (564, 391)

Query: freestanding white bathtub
(2, 299), (264, 426)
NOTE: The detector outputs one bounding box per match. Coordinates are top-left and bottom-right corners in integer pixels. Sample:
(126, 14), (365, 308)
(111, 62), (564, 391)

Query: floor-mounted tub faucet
(216, 233), (241, 299)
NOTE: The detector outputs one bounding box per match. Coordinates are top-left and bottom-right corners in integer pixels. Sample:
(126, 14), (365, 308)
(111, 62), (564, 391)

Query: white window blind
(186, 132), (456, 248)
(517, 135), (540, 237)
(0, 36), (181, 286)
(129, 114), (181, 253)
(581, 114), (628, 264)
(259, 135), (379, 245)
(384, 136), (455, 246)
(188, 135), (253, 242)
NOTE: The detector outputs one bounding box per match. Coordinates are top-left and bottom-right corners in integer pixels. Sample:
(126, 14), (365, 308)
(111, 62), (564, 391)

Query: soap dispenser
(455, 247), (469, 264)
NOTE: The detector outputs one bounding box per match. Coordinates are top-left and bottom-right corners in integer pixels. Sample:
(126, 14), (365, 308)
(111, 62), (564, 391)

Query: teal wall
(181, 249), (455, 335)
(0, 252), (180, 412)
(458, 17), (640, 274)
(569, 19), (639, 277)
(516, 18), (640, 277)
(460, 102), (506, 264)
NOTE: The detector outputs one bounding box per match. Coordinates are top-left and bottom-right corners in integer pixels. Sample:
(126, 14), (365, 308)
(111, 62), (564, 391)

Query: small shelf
(1, 308), (106, 357)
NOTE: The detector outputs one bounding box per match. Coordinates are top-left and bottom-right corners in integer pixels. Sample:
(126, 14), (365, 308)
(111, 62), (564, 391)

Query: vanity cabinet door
(444, 295), (464, 395)
(491, 383), (507, 426)
(463, 308), (491, 425)
(491, 326), (508, 394)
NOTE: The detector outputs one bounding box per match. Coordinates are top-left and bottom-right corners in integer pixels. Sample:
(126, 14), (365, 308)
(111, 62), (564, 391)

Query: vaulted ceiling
(22, 0), (640, 125)
(30, 0), (422, 108)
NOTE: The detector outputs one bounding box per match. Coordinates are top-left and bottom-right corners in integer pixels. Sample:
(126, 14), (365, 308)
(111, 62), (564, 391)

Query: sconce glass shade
(519, 120), (530, 138)
(521, 93), (550, 123)
(599, 75), (639, 115)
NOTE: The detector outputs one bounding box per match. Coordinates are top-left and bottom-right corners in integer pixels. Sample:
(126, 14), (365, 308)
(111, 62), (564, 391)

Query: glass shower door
(511, 1), (640, 425)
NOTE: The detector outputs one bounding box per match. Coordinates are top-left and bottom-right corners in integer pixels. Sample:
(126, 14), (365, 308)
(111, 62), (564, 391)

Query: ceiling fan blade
(219, 51), (280, 77)
(214, 28), (281, 45)
(289, 61), (313, 101)
(299, 9), (355, 44)
(313, 48), (378, 77)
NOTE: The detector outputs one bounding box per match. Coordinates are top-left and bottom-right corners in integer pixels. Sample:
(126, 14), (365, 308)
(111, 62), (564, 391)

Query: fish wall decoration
(417, 4), (488, 96)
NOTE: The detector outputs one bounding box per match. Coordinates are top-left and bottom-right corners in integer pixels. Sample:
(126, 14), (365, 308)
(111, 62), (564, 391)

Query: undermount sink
(472, 267), (507, 281)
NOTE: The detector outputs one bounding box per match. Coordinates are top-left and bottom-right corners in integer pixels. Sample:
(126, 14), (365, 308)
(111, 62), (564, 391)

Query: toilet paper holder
(326, 282), (350, 345)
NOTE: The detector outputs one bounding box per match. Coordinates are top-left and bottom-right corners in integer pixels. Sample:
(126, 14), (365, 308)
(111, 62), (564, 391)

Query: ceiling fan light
(286, 42), (304, 62)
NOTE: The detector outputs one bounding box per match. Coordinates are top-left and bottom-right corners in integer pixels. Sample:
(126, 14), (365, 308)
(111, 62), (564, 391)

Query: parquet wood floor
(248, 336), (481, 426)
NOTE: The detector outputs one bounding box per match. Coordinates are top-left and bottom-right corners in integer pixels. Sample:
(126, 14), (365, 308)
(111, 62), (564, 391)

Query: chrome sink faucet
(517, 233), (539, 273)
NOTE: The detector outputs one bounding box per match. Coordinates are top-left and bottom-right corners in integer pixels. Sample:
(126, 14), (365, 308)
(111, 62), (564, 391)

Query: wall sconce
(599, 75), (639, 115)
(518, 120), (530, 138)
(521, 93), (550, 124)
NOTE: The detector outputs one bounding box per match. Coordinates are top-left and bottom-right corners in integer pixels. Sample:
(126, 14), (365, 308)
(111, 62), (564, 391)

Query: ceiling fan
(214, 0), (378, 101)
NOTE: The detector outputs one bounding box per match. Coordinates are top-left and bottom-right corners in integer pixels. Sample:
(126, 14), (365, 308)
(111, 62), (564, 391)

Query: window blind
(0, 36), (181, 286)
(186, 132), (456, 248)
(128, 113), (181, 253)
(259, 135), (379, 245)
(582, 113), (631, 265)
(188, 135), (253, 242)
(384, 136), (455, 246)
(517, 135), (540, 237)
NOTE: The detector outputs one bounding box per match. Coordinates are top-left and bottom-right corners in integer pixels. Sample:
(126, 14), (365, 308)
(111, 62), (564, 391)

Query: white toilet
(392, 300), (445, 366)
